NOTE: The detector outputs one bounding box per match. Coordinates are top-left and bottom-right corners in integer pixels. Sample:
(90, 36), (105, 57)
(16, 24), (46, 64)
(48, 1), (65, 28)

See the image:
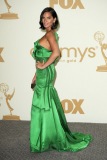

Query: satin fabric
(30, 32), (92, 152)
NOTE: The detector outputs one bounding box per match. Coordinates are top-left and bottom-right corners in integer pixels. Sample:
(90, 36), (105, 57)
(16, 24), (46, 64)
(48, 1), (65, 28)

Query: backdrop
(0, 0), (107, 123)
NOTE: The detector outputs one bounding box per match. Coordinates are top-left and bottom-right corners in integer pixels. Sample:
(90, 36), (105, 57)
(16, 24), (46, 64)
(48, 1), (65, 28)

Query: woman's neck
(46, 29), (56, 33)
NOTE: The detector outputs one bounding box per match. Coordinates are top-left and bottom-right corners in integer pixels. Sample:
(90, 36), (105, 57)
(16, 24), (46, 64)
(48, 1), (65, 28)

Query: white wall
(0, 0), (107, 123)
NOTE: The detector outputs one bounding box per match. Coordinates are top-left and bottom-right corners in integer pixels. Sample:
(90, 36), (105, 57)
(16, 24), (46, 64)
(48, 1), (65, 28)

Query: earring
(52, 22), (55, 28)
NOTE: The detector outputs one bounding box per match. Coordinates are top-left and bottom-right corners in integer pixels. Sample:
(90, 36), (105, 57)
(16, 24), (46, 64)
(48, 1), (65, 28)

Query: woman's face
(42, 12), (56, 30)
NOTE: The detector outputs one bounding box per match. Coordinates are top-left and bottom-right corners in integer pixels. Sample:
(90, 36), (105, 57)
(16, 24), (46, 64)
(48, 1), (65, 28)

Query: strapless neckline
(37, 40), (52, 51)
(37, 32), (58, 51)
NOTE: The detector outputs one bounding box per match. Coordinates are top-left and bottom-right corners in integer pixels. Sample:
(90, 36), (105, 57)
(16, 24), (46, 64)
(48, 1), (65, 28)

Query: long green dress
(30, 32), (92, 152)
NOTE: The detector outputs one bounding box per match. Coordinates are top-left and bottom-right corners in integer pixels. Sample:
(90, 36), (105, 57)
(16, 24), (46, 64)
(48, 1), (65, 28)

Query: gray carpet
(0, 120), (107, 160)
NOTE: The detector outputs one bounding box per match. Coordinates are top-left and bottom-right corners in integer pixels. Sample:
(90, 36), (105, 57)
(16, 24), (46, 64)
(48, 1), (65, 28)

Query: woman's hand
(32, 74), (36, 83)
(36, 61), (45, 69)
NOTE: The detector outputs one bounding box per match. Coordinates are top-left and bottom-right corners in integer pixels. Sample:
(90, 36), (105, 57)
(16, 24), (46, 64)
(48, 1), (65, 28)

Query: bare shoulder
(45, 31), (56, 41)
(44, 31), (59, 53)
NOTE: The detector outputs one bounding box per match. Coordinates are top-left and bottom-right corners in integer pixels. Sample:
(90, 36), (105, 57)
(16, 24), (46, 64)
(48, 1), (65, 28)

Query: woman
(30, 7), (92, 153)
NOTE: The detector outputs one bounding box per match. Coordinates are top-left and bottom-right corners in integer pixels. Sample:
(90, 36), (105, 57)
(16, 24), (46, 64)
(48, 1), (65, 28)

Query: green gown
(30, 32), (92, 152)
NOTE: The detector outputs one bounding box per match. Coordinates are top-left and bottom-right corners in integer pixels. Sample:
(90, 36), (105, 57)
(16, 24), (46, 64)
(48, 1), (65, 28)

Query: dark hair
(39, 7), (59, 30)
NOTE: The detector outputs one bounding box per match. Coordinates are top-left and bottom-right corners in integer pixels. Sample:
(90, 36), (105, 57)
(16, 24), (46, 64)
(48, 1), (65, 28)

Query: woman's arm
(36, 31), (60, 69)
(31, 74), (36, 83)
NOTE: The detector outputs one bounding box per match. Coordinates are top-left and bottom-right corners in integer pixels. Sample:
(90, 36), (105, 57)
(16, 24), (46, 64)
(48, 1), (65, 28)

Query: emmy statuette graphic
(0, 47), (4, 62)
(0, 83), (20, 120)
(94, 31), (107, 72)
(0, 0), (18, 19)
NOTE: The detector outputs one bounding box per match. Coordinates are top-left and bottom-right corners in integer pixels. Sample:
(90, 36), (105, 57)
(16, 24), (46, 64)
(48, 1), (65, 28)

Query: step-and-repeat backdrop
(0, 0), (107, 123)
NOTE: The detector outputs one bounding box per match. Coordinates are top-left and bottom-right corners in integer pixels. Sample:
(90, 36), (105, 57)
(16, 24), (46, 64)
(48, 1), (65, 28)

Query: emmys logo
(49, 0), (85, 9)
(60, 47), (96, 62)
(94, 31), (107, 72)
(0, 96), (3, 107)
(30, 48), (34, 55)
(30, 46), (96, 63)
(0, 83), (20, 120)
(61, 99), (84, 114)
(0, 48), (4, 62)
(0, 0), (19, 19)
